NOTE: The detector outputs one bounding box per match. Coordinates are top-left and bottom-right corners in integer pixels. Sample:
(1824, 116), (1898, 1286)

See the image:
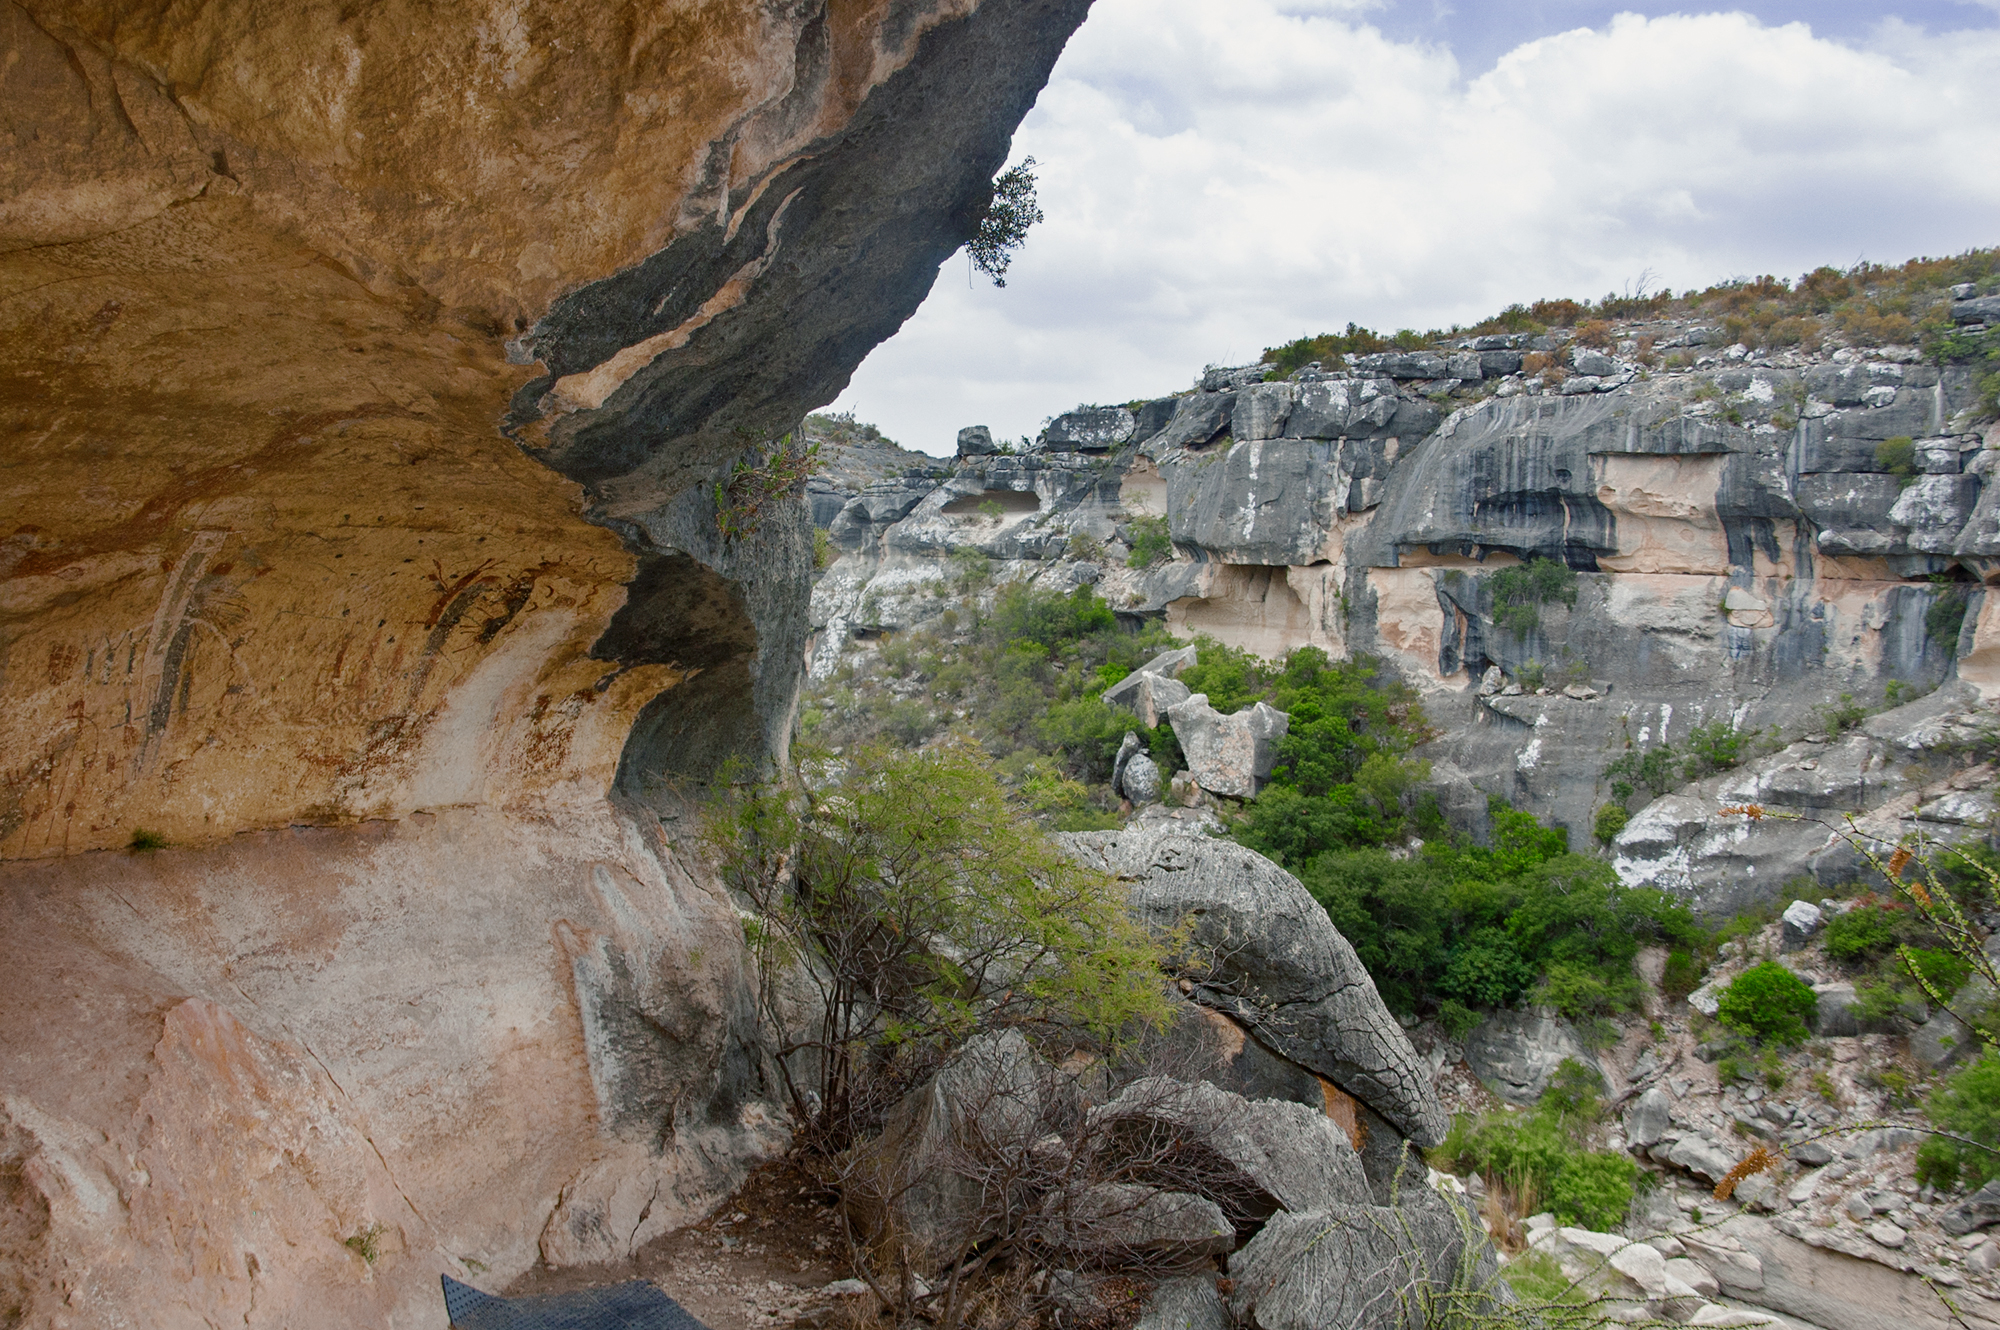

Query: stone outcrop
(1462, 1008), (1604, 1104)
(0, 3), (1091, 1324)
(1057, 824), (1450, 1149)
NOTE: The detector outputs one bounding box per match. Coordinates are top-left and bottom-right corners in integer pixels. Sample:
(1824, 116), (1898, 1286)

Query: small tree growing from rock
(704, 737), (1170, 1154)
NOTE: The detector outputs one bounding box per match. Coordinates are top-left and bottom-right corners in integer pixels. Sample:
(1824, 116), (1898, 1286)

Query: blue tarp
(441, 1275), (709, 1330)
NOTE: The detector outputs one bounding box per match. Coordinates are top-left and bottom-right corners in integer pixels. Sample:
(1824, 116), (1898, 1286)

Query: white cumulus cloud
(827, 4), (2000, 455)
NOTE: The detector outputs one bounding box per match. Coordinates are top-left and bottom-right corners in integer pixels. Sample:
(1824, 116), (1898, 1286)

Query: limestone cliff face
(811, 324), (1999, 897)
(0, 2), (1089, 1324)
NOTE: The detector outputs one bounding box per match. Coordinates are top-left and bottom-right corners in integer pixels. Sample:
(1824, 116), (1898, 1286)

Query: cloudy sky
(825, 0), (2000, 456)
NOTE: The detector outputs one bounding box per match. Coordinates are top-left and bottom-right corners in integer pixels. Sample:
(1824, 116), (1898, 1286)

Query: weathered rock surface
(846, 1030), (1054, 1258)
(1228, 1189), (1498, 1330)
(1464, 1008), (1604, 1104)
(0, 1), (1094, 1323)
(1058, 825), (1448, 1147)
(1166, 695), (1290, 799)
(1134, 1275), (1231, 1330)
(1091, 1078), (1372, 1224)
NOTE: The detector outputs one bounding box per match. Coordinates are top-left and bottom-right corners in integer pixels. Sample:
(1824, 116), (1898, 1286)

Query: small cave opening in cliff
(941, 488), (1040, 515)
(594, 552), (764, 795)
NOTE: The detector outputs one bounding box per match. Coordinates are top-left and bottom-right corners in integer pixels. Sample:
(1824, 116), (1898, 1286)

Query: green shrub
(1593, 803), (1630, 845)
(1661, 949), (1702, 1001)
(1439, 929), (1538, 1008)
(1875, 435), (1916, 479)
(1682, 721), (1746, 779)
(1927, 579), (1973, 654)
(1124, 515), (1174, 568)
(706, 738), (1168, 1149)
(1435, 1061), (1635, 1231)
(1604, 743), (1684, 800)
(128, 828), (166, 851)
(1487, 559), (1579, 636)
(995, 582), (1115, 650)
(1534, 962), (1632, 1021)
(1717, 962), (1818, 1045)
(1824, 901), (1902, 961)
(1549, 1152), (1639, 1231)
(812, 526), (833, 570)
(1914, 1051), (2000, 1191)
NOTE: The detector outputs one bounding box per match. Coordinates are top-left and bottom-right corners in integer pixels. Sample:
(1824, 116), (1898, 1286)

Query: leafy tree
(968, 158), (1044, 287)
(705, 738), (1169, 1150)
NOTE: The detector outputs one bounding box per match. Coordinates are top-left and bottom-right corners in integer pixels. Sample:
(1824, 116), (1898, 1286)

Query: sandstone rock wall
(1, 1), (1090, 1322)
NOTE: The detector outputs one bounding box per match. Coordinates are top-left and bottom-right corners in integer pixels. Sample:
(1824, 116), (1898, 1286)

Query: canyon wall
(811, 321), (2000, 904)
(0, 1), (1089, 1323)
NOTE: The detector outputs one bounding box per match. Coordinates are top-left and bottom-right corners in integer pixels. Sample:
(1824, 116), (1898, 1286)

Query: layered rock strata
(810, 319), (2000, 904)
(0, 2), (1088, 1324)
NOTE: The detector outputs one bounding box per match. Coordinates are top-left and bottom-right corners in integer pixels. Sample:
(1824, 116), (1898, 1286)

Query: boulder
(1463, 1009), (1603, 1105)
(1090, 1077), (1372, 1224)
(845, 1030), (1055, 1257)
(1056, 825), (1448, 1146)
(1940, 1177), (2000, 1236)
(1111, 731), (1145, 795)
(1045, 407), (1137, 452)
(957, 425), (999, 457)
(1122, 754), (1163, 805)
(1227, 1188), (1498, 1330)
(1780, 900), (1824, 953)
(1666, 1257), (1721, 1298)
(1135, 1275), (1230, 1330)
(1611, 1240), (1669, 1295)
(1572, 349), (1618, 377)
(1810, 983), (1860, 1037)
(1101, 645), (1199, 723)
(1661, 1134), (1745, 1186)
(1625, 1086), (1675, 1149)
(1039, 1183), (1234, 1261)
(1165, 694), (1289, 799)
(1352, 351), (1448, 380)
(1151, 392), (1236, 450)
(1133, 673), (1195, 729)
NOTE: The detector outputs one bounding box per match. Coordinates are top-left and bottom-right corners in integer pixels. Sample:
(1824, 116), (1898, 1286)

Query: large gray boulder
(1057, 825), (1448, 1147)
(956, 424), (998, 456)
(1228, 1188), (1499, 1330)
(1463, 1009), (1603, 1105)
(1101, 646), (1199, 724)
(1165, 694), (1289, 799)
(1091, 1077), (1373, 1224)
(1624, 1086), (1674, 1149)
(845, 1030), (1053, 1257)
(1121, 753), (1163, 804)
